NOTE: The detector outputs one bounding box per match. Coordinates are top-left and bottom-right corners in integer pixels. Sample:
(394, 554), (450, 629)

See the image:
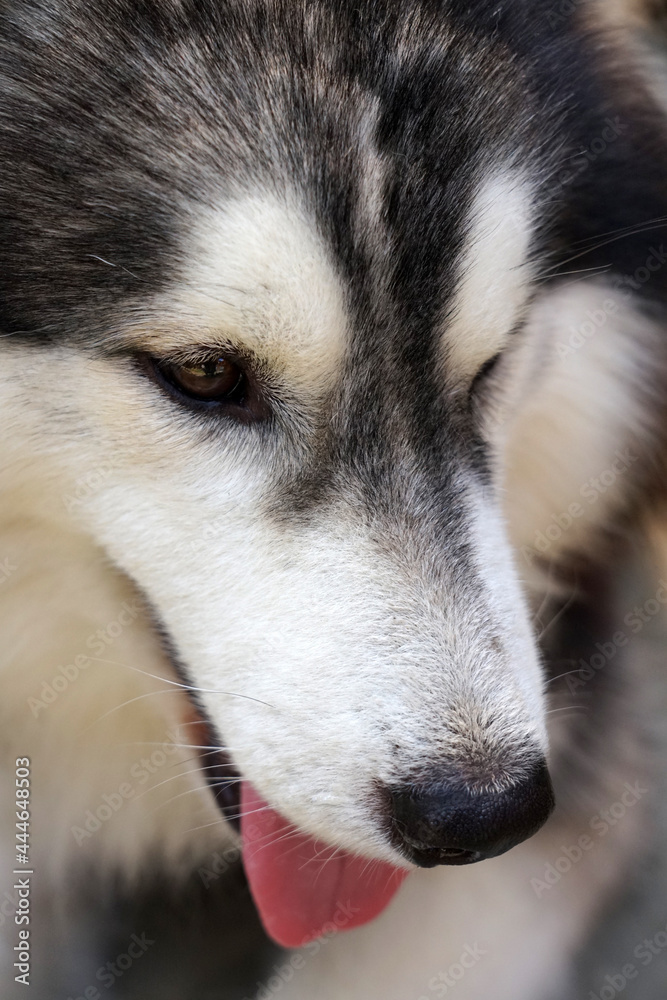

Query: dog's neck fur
(0, 500), (231, 886)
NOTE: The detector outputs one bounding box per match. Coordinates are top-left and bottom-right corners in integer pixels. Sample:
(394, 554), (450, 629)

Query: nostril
(388, 759), (555, 867)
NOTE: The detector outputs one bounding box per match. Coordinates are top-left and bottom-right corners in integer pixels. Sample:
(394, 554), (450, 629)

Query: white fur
(442, 171), (537, 381)
(501, 283), (661, 579)
(0, 513), (228, 883)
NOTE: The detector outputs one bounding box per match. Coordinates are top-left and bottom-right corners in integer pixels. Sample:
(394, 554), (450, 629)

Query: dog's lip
(203, 747), (242, 831)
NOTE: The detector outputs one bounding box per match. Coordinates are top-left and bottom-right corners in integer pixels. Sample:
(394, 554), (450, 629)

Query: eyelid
(163, 347), (242, 369)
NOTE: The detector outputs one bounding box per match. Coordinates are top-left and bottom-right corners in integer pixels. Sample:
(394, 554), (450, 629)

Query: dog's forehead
(127, 169), (536, 393)
(0, 0), (542, 352)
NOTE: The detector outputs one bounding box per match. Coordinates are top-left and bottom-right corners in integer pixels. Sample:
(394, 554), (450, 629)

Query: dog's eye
(162, 357), (243, 401)
(140, 351), (267, 422)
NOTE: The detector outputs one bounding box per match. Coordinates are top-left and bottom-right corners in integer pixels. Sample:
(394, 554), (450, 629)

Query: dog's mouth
(189, 706), (553, 948)
(202, 749), (408, 948)
(200, 745), (556, 947)
(155, 616), (409, 947)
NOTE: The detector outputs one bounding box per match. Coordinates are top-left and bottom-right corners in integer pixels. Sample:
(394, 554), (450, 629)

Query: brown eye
(139, 350), (269, 423)
(165, 357), (243, 401)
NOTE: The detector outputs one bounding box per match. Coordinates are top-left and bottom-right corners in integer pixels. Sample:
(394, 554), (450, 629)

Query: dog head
(0, 0), (563, 942)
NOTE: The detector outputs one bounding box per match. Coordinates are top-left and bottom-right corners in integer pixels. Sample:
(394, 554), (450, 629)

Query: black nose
(388, 760), (555, 867)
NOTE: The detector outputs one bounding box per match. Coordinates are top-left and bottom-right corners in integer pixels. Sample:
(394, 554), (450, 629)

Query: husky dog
(1, 1), (666, 997)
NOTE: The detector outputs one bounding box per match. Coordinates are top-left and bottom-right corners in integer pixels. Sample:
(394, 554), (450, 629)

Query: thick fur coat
(1, 1), (667, 997)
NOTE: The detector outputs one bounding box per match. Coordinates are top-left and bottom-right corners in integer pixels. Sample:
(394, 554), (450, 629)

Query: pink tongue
(240, 782), (408, 949)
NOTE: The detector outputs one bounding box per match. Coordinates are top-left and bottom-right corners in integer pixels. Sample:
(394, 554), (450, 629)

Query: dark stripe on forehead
(0, 0), (537, 345)
(3, 0), (664, 360)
